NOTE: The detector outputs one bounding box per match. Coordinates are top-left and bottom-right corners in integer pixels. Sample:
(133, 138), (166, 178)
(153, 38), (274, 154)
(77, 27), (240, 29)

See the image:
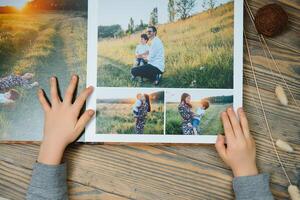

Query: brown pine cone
(254, 3), (288, 37)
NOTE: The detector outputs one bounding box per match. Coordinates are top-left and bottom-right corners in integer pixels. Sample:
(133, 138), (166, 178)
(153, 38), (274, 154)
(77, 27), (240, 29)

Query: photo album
(0, 0), (243, 143)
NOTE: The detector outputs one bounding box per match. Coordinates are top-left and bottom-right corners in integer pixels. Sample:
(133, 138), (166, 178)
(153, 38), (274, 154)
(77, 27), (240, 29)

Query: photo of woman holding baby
(96, 89), (164, 135)
(177, 93), (210, 135)
(166, 91), (233, 135)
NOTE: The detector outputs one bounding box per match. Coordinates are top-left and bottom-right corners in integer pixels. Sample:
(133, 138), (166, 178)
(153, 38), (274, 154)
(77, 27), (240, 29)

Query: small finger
(50, 76), (60, 105)
(227, 107), (244, 138)
(221, 111), (235, 142)
(238, 107), (250, 138)
(37, 88), (50, 112)
(74, 109), (95, 135)
(73, 86), (93, 113)
(64, 75), (78, 104)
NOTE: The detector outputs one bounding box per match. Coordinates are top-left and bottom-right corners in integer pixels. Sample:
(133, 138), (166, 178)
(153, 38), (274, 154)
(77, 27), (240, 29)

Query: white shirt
(135, 44), (149, 55)
(132, 99), (142, 112)
(0, 93), (13, 104)
(194, 108), (205, 120)
(148, 36), (165, 72)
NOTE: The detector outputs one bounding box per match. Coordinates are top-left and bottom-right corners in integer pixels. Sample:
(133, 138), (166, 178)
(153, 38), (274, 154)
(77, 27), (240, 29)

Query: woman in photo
(135, 94), (151, 134)
(178, 93), (195, 135)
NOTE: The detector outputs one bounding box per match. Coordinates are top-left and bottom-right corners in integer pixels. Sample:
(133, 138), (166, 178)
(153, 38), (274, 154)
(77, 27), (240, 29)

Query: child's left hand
(37, 75), (94, 165)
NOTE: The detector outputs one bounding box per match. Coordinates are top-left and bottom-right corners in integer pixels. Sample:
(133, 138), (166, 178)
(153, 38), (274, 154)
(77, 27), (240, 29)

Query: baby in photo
(135, 34), (149, 66)
(192, 99), (210, 135)
(132, 93), (145, 118)
(0, 89), (20, 105)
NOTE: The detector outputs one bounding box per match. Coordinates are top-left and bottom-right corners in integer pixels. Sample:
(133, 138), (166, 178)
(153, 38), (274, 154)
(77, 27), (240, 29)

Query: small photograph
(96, 88), (164, 134)
(97, 0), (234, 88)
(0, 0), (87, 140)
(166, 90), (233, 135)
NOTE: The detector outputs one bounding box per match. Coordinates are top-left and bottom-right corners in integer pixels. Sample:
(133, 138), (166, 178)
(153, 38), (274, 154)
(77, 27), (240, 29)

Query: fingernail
(51, 76), (56, 81)
(72, 75), (77, 80)
(88, 110), (95, 115)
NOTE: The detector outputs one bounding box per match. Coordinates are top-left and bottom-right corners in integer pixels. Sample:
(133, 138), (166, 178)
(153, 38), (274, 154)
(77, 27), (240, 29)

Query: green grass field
(97, 2), (233, 88)
(96, 103), (164, 134)
(0, 12), (87, 140)
(166, 103), (232, 135)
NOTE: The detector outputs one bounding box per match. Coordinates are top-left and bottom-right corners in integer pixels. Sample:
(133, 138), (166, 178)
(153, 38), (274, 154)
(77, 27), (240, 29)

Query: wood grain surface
(0, 0), (299, 199)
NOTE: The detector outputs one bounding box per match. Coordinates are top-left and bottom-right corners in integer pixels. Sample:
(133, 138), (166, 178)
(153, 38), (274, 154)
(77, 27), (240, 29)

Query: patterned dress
(178, 102), (194, 135)
(135, 102), (149, 134)
(0, 74), (32, 92)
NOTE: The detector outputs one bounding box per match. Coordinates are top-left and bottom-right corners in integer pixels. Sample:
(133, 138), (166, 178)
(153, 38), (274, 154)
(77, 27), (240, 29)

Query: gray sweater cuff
(233, 173), (274, 200)
(26, 162), (68, 200)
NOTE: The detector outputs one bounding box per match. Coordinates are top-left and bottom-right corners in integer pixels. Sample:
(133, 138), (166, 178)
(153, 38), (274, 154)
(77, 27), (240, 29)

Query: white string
(244, 30), (292, 185)
(244, 0), (299, 109)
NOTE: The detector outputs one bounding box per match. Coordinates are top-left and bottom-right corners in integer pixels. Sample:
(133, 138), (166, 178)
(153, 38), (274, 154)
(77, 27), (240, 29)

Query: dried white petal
(275, 85), (288, 106)
(288, 185), (300, 200)
(276, 139), (293, 153)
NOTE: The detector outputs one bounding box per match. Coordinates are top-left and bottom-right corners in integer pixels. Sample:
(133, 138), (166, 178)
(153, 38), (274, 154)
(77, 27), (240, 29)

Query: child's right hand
(37, 75), (94, 165)
(215, 107), (258, 177)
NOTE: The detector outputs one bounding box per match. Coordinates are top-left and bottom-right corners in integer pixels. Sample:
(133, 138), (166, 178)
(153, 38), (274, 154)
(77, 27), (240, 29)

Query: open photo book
(0, 0), (243, 143)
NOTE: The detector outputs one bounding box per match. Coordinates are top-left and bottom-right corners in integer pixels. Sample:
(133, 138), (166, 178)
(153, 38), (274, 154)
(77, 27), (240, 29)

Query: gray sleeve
(233, 173), (274, 200)
(26, 162), (68, 200)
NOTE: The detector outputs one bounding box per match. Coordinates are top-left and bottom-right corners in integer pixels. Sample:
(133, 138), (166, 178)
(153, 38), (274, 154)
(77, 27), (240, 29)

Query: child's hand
(37, 75), (94, 165)
(215, 107), (258, 177)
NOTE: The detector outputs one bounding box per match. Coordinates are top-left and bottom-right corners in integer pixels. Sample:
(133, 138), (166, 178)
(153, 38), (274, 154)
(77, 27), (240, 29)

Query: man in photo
(131, 26), (165, 85)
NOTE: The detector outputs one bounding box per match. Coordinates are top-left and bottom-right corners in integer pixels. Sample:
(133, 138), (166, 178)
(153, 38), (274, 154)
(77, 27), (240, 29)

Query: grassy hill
(97, 2), (234, 88)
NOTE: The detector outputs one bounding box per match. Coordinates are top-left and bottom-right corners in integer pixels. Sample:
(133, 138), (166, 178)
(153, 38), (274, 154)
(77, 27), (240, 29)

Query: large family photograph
(0, 0), (87, 140)
(96, 89), (164, 135)
(166, 90), (233, 135)
(97, 0), (234, 88)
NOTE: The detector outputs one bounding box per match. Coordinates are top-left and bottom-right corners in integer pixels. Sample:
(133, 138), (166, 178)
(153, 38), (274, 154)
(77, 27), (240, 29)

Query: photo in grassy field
(97, 0), (234, 88)
(0, 0), (87, 140)
(96, 88), (164, 134)
(166, 90), (233, 135)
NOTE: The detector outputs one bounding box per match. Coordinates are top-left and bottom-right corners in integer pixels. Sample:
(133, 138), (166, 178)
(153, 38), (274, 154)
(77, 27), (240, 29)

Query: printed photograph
(97, 0), (234, 88)
(166, 90), (233, 135)
(0, 0), (87, 140)
(96, 88), (164, 135)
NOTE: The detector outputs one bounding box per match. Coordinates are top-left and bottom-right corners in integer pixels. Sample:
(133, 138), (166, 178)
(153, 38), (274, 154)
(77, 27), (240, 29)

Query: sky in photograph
(0, 0), (29, 9)
(167, 89), (233, 102)
(98, 0), (232, 29)
(97, 88), (163, 99)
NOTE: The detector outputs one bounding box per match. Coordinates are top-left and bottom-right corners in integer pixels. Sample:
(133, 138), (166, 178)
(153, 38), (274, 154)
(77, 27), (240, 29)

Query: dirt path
(5, 19), (71, 140)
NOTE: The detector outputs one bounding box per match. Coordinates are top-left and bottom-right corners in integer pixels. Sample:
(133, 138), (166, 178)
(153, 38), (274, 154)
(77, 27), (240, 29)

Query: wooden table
(0, 0), (299, 199)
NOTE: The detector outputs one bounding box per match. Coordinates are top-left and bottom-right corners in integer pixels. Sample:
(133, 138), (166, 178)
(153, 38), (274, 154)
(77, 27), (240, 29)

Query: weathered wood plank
(0, 0), (299, 200)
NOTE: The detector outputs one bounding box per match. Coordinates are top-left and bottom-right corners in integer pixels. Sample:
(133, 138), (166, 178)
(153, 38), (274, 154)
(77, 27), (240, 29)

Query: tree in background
(201, 0), (216, 13)
(135, 20), (148, 32)
(127, 17), (135, 34)
(168, 0), (176, 22)
(149, 7), (158, 26)
(175, 0), (196, 20)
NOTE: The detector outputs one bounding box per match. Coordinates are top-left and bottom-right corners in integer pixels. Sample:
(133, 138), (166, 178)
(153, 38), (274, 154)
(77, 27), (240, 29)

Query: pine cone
(254, 4), (288, 37)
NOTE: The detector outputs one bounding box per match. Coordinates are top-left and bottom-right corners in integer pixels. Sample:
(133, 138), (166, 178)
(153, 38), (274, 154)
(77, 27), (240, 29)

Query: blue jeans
(192, 118), (200, 128)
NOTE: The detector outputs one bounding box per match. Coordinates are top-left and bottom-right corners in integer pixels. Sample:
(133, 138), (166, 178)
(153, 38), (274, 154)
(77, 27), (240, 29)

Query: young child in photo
(192, 99), (210, 135)
(132, 93), (144, 117)
(135, 34), (149, 66)
(0, 73), (39, 92)
(0, 89), (20, 105)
